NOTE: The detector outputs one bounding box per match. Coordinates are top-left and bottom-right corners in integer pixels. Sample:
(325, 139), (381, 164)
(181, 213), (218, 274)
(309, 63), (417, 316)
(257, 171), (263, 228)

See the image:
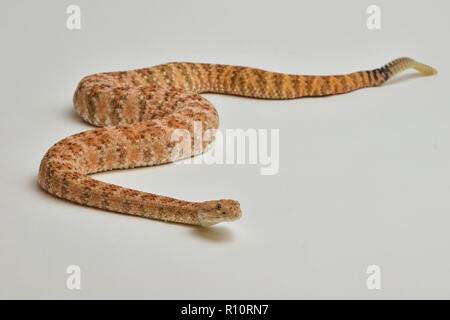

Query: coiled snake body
(38, 58), (436, 226)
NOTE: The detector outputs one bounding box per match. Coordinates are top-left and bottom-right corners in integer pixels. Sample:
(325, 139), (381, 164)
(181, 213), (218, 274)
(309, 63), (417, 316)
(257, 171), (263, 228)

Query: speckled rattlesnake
(38, 58), (436, 226)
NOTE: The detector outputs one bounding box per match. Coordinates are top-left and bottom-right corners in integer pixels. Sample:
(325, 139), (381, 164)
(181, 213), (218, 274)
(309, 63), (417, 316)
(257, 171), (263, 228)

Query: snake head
(197, 200), (242, 227)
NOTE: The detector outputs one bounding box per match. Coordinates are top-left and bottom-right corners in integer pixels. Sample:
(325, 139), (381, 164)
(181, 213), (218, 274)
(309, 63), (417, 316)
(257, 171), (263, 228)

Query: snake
(38, 57), (437, 226)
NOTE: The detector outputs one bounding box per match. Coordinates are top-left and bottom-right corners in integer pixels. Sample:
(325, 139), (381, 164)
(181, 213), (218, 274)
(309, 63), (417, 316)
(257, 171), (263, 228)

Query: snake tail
(377, 57), (437, 82)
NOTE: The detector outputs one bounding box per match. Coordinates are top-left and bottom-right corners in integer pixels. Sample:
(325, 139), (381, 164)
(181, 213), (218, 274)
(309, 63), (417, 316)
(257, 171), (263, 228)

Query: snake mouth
(198, 211), (242, 227)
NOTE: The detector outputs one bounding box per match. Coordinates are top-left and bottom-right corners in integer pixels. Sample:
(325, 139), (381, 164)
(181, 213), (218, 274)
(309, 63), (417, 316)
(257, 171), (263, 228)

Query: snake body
(38, 57), (436, 226)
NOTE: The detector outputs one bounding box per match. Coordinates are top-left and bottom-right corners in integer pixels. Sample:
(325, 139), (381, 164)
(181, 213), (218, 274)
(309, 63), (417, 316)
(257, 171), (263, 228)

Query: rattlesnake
(38, 58), (437, 226)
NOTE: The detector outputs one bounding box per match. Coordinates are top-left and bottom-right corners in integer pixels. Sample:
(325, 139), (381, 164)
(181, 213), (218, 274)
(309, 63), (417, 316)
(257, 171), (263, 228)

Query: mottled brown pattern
(38, 57), (436, 226)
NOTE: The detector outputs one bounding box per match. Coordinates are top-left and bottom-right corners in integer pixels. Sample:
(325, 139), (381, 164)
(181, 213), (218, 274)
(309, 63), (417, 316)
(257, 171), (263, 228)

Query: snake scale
(38, 57), (437, 226)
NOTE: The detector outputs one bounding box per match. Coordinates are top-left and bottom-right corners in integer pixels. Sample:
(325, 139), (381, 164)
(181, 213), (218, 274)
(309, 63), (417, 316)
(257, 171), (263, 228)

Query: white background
(1, 0), (449, 299)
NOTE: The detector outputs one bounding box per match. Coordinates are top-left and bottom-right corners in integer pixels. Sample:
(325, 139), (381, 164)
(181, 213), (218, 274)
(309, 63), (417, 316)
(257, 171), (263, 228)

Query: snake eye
(216, 203), (222, 210)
